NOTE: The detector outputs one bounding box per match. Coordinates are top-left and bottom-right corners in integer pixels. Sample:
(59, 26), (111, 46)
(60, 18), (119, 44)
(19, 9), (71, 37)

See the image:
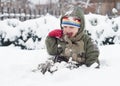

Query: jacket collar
(69, 31), (84, 42)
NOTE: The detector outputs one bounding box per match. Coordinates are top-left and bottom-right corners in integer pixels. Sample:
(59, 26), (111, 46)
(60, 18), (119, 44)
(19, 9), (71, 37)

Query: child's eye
(69, 27), (74, 29)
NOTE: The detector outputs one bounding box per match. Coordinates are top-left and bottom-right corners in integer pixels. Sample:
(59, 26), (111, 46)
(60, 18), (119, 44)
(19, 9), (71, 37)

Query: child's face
(63, 26), (79, 38)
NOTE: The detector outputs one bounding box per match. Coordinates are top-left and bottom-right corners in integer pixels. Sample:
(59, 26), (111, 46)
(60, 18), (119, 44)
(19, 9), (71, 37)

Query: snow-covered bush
(0, 14), (59, 50)
(89, 18), (98, 26)
(0, 13), (120, 49)
(85, 13), (120, 46)
(112, 8), (118, 18)
(112, 22), (118, 32)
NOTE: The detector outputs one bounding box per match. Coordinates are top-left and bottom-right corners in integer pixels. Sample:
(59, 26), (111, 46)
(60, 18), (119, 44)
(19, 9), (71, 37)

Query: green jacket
(45, 6), (100, 67)
(46, 33), (99, 67)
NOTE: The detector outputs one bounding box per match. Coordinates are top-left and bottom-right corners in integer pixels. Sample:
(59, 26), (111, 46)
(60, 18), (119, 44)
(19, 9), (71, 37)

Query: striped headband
(61, 16), (81, 28)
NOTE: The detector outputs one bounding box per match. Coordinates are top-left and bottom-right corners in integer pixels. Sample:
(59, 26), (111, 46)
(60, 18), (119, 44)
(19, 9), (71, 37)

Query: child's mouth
(66, 32), (73, 37)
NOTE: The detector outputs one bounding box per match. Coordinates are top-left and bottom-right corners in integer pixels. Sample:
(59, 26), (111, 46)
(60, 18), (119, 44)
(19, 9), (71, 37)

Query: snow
(112, 8), (118, 14)
(0, 13), (120, 86)
(0, 45), (120, 86)
(29, 0), (59, 4)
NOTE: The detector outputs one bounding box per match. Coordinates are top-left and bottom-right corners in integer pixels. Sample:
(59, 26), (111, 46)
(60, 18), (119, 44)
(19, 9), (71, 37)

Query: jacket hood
(60, 5), (85, 33)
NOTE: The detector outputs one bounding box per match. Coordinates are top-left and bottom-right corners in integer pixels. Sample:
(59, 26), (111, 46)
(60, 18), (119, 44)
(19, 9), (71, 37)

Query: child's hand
(48, 29), (63, 38)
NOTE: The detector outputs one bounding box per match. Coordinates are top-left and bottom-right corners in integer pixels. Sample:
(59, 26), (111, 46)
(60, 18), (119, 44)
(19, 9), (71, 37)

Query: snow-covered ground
(0, 45), (120, 86)
(0, 13), (120, 86)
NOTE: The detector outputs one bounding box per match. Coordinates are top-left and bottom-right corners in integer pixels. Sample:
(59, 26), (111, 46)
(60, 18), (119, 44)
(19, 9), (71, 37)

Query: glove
(48, 29), (63, 38)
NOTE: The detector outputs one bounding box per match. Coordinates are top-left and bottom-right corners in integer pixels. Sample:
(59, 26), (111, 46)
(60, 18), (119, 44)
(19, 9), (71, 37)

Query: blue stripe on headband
(62, 22), (80, 28)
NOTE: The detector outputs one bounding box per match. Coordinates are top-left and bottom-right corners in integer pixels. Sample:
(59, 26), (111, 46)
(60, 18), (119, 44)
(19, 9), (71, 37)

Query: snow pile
(0, 43), (120, 86)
